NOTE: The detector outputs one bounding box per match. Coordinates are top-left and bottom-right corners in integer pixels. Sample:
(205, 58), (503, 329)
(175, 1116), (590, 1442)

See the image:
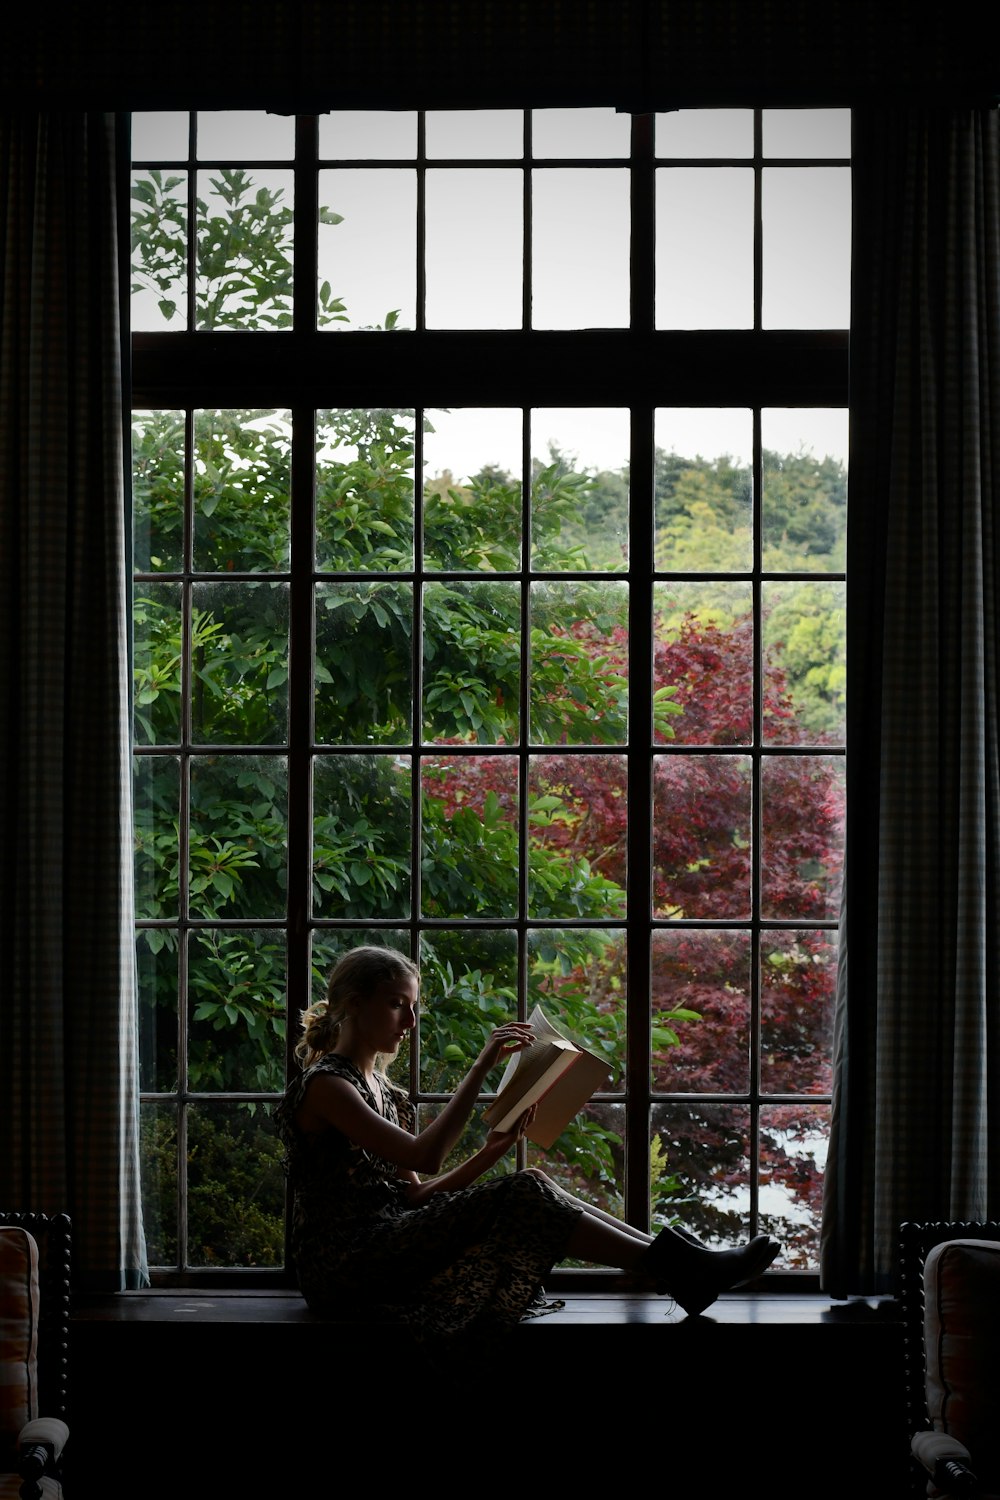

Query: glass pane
(423, 407), (523, 572)
(196, 111), (294, 160)
(761, 407), (848, 572)
(426, 109), (523, 158)
(134, 755), (179, 920)
(137, 931), (178, 1093)
(315, 582), (413, 744)
(140, 1102), (177, 1267)
(317, 169), (416, 330)
(421, 754), (519, 919)
(196, 169), (294, 330)
(651, 928), (750, 1091)
(189, 754), (288, 919)
(530, 581), (629, 744)
(315, 409), (415, 573)
(651, 1102), (754, 1246)
(188, 928), (286, 1092)
(761, 930), (837, 1095)
(653, 754), (751, 918)
(313, 754), (412, 920)
(527, 927), (626, 1080)
(528, 754), (627, 919)
(133, 583), (182, 746)
(190, 582), (288, 745)
(656, 168), (753, 328)
(186, 1102), (285, 1267)
(655, 109), (753, 158)
(762, 108), (850, 159)
(193, 410), (291, 571)
(132, 409), (185, 572)
(132, 112), (188, 159)
(527, 1102), (626, 1229)
(426, 169), (523, 329)
(418, 928), (518, 1091)
(423, 581), (520, 744)
(760, 754), (845, 919)
(762, 167), (851, 329)
(532, 168), (629, 329)
(319, 112), (418, 159)
(763, 580), (846, 746)
(654, 408), (752, 571)
(532, 107), (630, 158)
(654, 582), (753, 746)
(530, 407), (629, 571)
(131, 169), (188, 330)
(760, 1103), (829, 1270)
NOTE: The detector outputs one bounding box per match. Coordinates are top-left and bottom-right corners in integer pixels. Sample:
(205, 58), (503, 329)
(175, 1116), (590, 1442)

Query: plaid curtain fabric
(822, 107), (1000, 1296)
(0, 113), (147, 1290)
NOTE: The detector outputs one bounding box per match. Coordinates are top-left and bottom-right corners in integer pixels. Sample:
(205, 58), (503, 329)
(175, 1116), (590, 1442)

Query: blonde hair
(296, 945), (420, 1070)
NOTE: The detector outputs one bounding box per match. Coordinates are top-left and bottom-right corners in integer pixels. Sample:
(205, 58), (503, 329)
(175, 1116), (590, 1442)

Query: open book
(482, 1004), (612, 1148)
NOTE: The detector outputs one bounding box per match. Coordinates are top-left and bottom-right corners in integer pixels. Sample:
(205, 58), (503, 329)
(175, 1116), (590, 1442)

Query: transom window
(130, 107), (848, 1282)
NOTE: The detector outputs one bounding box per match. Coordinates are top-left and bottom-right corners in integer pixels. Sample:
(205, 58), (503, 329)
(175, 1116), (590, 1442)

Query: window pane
(311, 929), (412, 1007)
(196, 169), (294, 330)
(529, 754), (627, 919)
(133, 584), (182, 746)
(761, 408), (849, 572)
(421, 754), (520, 918)
(426, 110), (523, 158)
(763, 580), (846, 746)
(532, 107), (631, 158)
(531, 407), (629, 571)
(134, 755), (179, 919)
(419, 929), (518, 1091)
(762, 108), (850, 159)
(137, 932), (178, 1093)
(654, 408), (753, 571)
(319, 112), (418, 159)
(196, 111), (294, 160)
(315, 409), (415, 573)
(530, 581), (629, 745)
(760, 754), (844, 919)
(315, 582), (413, 745)
(193, 410), (291, 572)
(190, 582), (288, 746)
(423, 408), (523, 572)
(313, 754), (412, 920)
(652, 928), (750, 1092)
(132, 111), (188, 159)
(653, 754), (751, 918)
(761, 930), (836, 1095)
(140, 1102), (177, 1266)
(426, 169), (523, 328)
(133, 410), (185, 572)
(186, 1102), (285, 1267)
(532, 169), (630, 329)
(131, 169), (188, 330)
(528, 1103), (626, 1222)
(654, 583), (753, 746)
(760, 1103), (829, 1268)
(317, 169), (416, 331)
(651, 1102), (754, 1245)
(188, 928), (286, 1092)
(655, 109), (753, 158)
(656, 168), (753, 328)
(189, 754), (288, 919)
(762, 167), (851, 328)
(423, 581), (520, 744)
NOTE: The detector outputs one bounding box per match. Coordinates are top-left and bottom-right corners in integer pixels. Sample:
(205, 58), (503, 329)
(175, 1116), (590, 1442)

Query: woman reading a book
(275, 945), (780, 1356)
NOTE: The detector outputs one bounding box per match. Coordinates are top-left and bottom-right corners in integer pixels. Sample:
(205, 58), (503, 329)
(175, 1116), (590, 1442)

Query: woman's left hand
(479, 1021), (536, 1070)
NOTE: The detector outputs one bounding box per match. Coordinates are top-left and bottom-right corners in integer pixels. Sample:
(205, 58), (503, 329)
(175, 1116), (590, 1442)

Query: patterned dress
(275, 1053), (582, 1350)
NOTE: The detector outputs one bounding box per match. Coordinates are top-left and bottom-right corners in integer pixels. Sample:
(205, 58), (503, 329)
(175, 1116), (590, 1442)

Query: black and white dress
(275, 1053), (581, 1349)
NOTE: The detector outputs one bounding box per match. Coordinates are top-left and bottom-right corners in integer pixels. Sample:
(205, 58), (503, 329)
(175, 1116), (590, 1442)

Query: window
(130, 107), (848, 1282)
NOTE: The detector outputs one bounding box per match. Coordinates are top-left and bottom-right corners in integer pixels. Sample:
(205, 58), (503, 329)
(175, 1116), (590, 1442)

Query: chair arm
(17, 1416), (70, 1473)
(911, 1431), (980, 1498)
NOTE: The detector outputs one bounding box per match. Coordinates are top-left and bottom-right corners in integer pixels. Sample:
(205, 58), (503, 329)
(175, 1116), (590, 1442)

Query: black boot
(640, 1229), (780, 1316)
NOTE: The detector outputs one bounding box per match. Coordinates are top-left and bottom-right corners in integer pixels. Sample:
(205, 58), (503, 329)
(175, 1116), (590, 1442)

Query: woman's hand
(485, 1103), (537, 1152)
(478, 1021), (536, 1072)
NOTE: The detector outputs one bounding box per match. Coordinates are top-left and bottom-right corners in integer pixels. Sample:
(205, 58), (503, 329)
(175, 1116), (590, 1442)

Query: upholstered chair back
(0, 1228), (40, 1467)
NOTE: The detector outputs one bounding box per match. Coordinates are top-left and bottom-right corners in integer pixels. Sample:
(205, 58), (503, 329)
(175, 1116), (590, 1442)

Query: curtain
(822, 107), (1000, 1296)
(0, 113), (147, 1290)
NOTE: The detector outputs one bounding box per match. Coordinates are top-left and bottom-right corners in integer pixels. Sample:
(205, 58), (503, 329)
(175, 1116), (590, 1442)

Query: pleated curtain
(0, 112), (147, 1290)
(822, 106), (1000, 1295)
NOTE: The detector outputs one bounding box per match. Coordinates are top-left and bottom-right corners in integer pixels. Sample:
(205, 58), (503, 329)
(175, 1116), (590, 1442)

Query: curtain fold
(0, 112), (147, 1290)
(822, 106), (1000, 1296)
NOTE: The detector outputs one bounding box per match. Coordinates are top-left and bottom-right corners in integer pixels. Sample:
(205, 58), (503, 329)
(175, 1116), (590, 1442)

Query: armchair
(0, 1213), (71, 1499)
(900, 1220), (1000, 1499)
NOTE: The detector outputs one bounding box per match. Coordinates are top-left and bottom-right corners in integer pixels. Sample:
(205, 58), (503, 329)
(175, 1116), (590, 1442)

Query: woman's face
(355, 972), (419, 1057)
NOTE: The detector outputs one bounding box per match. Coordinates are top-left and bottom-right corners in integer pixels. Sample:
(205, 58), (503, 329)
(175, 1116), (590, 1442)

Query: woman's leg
(522, 1168), (653, 1246)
